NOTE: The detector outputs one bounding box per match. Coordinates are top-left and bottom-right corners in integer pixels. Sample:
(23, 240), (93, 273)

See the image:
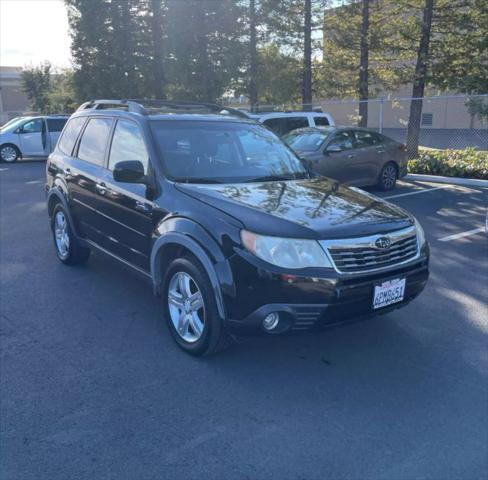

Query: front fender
(150, 218), (236, 320)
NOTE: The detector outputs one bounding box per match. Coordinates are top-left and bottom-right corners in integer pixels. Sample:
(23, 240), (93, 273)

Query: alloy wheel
(0, 146), (18, 162)
(382, 165), (397, 189)
(168, 272), (205, 343)
(54, 211), (70, 258)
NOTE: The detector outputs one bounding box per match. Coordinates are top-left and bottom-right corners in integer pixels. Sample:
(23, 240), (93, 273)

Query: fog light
(263, 312), (280, 331)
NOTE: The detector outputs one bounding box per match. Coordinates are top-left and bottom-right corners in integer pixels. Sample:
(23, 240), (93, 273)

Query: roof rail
(75, 98), (250, 118)
(75, 99), (146, 114)
(127, 99), (250, 118)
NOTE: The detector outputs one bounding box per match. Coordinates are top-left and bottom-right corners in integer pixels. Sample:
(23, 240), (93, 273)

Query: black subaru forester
(46, 100), (429, 356)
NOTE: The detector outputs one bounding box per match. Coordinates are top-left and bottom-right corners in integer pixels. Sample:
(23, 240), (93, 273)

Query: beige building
(318, 87), (487, 131)
(0, 66), (30, 125)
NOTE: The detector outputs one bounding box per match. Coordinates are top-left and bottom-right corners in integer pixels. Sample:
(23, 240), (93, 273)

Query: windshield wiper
(174, 177), (223, 184)
(244, 172), (309, 183)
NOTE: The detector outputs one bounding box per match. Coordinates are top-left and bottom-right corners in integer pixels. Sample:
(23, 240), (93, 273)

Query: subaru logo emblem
(375, 236), (391, 249)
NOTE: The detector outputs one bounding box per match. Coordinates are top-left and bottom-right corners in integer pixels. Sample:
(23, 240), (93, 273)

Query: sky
(0, 0), (71, 68)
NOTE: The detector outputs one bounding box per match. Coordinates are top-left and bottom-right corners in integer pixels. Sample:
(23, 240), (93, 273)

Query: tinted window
(283, 130), (331, 152)
(150, 121), (307, 183)
(314, 116), (329, 126)
(47, 118), (68, 132)
(263, 117), (309, 136)
(108, 120), (148, 173)
(327, 131), (355, 151)
(354, 130), (380, 147)
(58, 117), (86, 155)
(22, 119), (43, 134)
(77, 118), (112, 166)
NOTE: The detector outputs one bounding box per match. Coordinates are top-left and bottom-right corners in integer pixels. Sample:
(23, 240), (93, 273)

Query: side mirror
(325, 144), (342, 154)
(113, 160), (146, 184)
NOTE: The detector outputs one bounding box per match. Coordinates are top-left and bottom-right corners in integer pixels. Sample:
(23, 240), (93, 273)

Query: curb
(404, 173), (488, 188)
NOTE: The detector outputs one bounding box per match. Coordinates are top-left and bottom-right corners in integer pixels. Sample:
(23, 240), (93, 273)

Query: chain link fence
(228, 94), (488, 151)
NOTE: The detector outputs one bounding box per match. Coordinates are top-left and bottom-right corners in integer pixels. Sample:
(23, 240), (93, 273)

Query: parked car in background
(46, 99), (428, 356)
(0, 115), (69, 162)
(284, 126), (407, 190)
(248, 111), (335, 137)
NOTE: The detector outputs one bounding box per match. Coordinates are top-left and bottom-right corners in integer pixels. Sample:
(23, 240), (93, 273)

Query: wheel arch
(150, 220), (233, 320)
(46, 188), (79, 237)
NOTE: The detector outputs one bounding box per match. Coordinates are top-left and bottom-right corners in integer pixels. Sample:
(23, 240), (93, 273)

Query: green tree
(164, 0), (245, 101)
(429, 0), (487, 95)
(21, 63), (76, 114)
(319, 1), (413, 100)
(46, 69), (78, 114)
(65, 0), (151, 100)
(254, 44), (302, 106)
(21, 62), (52, 113)
(264, 0), (328, 109)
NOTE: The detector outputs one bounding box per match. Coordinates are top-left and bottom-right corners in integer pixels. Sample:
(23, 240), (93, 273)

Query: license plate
(373, 278), (406, 309)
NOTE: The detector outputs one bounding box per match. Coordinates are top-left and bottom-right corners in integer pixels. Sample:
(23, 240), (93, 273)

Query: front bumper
(224, 250), (429, 335)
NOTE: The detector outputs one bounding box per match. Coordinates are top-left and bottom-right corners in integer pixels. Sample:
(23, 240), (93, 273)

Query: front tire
(162, 256), (233, 356)
(377, 162), (398, 191)
(0, 144), (20, 163)
(51, 204), (91, 265)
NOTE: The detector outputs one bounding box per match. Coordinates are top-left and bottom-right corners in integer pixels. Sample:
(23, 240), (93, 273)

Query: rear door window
(57, 117), (86, 155)
(354, 130), (380, 148)
(263, 117), (309, 136)
(77, 118), (112, 166)
(313, 116), (330, 126)
(47, 118), (68, 132)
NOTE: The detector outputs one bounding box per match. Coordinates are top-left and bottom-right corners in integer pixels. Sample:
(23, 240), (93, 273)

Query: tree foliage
(21, 62), (77, 114)
(20, 0), (482, 115)
(21, 62), (52, 112)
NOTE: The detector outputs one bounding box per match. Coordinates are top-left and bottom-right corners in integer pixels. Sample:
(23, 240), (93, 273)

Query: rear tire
(51, 204), (91, 265)
(377, 162), (398, 191)
(0, 144), (20, 163)
(162, 256), (233, 356)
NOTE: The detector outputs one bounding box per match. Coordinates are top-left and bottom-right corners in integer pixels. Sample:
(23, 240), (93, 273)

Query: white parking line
(438, 227), (485, 242)
(383, 185), (451, 199)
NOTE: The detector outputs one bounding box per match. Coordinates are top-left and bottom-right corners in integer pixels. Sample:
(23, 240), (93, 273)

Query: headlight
(241, 230), (333, 269)
(413, 217), (426, 248)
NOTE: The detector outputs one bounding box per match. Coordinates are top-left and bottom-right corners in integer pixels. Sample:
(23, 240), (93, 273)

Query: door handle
(135, 201), (152, 214)
(377, 149), (386, 154)
(347, 154), (355, 159)
(96, 183), (107, 195)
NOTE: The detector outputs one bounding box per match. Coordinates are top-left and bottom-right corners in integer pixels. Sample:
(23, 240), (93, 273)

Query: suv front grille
(320, 226), (418, 274)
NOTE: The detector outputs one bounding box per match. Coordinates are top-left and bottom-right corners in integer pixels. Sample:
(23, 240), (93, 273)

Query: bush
(408, 147), (488, 179)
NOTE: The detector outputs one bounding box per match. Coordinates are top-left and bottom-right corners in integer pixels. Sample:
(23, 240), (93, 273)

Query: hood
(176, 177), (412, 239)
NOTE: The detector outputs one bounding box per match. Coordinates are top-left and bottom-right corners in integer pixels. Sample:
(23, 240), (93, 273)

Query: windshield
(0, 117), (27, 132)
(283, 129), (333, 152)
(150, 120), (309, 183)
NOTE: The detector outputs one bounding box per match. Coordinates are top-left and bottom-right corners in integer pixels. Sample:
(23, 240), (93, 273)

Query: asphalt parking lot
(1, 162), (487, 480)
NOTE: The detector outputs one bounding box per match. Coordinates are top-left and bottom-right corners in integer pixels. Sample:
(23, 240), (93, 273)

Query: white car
(249, 111), (335, 137)
(0, 115), (69, 162)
